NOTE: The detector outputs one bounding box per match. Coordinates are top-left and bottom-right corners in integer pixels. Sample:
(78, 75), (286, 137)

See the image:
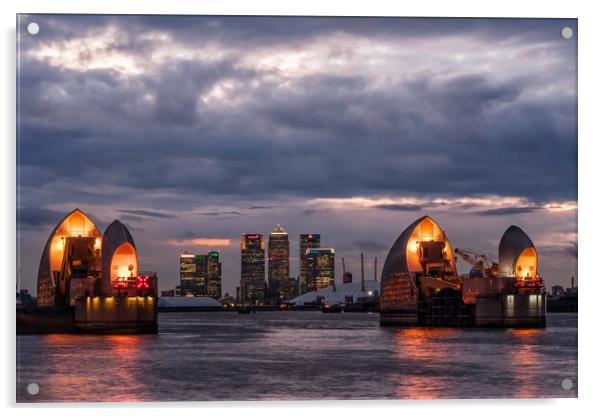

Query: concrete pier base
(475, 293), (546, 328)
(17, 295), (158, 335)
(74, 296), (157, 334)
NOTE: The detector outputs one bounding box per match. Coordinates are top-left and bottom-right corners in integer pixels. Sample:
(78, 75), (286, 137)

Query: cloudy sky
(17, 15), (577, 295)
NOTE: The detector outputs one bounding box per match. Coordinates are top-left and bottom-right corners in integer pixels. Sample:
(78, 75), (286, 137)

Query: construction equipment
(454, 248), (499, 278)
(341, 257), (352, 284)
(361, 253), (365, 292)
(374, 257), (378, 282)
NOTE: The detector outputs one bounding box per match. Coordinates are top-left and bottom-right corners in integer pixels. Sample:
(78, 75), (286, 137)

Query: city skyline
(17, 15), (577, 297)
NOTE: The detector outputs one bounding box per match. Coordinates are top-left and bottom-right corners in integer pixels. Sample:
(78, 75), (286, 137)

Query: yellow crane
(454, 248), (499, 278)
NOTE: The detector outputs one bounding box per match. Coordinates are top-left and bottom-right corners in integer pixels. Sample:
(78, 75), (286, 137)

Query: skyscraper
(195, 254), (208, 295)
(207, 251), (222, 299)
(268, 224), (290, 303)
(180, 251), (220, 297)
(299, 234), (320, 294)
(179, 252), (197, 296)
(305, 248), (335, 291)
(241, 234), (266, 304)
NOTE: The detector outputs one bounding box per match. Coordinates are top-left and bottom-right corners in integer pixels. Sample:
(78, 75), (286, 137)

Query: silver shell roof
(498, 225), (535, 277)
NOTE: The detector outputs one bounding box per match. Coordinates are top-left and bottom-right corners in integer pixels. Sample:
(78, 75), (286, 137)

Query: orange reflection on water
(104, 335), (147, 402)
(394, 328), (457, 399)
(40, 334), (148, 402)
(509, 328), (544, 398)
(43, 333), (76, 345)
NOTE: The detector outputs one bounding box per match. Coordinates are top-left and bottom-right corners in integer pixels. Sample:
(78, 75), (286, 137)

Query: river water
(16, 311), (577, 402)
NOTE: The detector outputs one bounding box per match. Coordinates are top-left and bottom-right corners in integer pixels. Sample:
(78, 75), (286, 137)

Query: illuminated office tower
(305, 248), (335, 291)
(195, 254), (208, 295)
(241, 234), (266, 304)
(268, 224), (290, 303)
(207, 251), (222, 299)
(299, 234), (320, 294)
(179, 252), (197, 296)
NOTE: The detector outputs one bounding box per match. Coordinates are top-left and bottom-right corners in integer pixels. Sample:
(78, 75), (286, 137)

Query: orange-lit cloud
(166, 238), (230, 247)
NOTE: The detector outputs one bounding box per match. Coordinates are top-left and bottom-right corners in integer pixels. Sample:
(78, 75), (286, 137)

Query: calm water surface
(16, 312), (577, 402)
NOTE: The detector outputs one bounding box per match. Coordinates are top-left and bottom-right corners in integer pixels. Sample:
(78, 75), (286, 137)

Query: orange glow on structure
(48, 210), (102, 274)
(404, 217), (455, 274)
(515, 246), (537, 278)
(110, 242), (138, 283)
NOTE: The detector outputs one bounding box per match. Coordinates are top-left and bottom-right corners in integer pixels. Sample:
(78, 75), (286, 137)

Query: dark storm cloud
(116, 209), (175, 218)
(374, 204), (422, 212)
(21, 15), (575, 50)
(197, 211), (243, 217)
(17, 14), (577, 205)
(118, 214), (147, 223)
(477, 207), (541, 216)
(353, 240), (388, 252)
(17, 206), (64, 228)
(564, 242), (578, 258)
(18, 62), (576, 202)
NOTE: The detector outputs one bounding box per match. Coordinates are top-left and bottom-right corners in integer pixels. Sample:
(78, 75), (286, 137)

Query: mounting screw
(27, 382), (40, 395)
(560, 378), (574, 391)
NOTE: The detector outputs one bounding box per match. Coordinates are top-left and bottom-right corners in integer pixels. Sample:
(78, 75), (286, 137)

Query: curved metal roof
(101, 220), (138, 291)
(380, 215), (427, 289)
(498, 225), (536, 277)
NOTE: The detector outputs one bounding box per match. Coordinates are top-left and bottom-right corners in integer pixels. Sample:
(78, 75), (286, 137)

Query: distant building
(288, 277), (299, 298)
(268, 224), (290, 303)
(179, 252), (197, 296)
(206, 251), (222, 299)
(241, 234), (266, 304)
(550, 285), (564, 297)
(305, 248), (335, 291)
(299, 234), (320, 294)
(343, 271), (353, 284)
(221, 293), (236, 306)
(161, 289), (176, 297)
(16, 289), (34, 306)
(179, 251), (222, 297)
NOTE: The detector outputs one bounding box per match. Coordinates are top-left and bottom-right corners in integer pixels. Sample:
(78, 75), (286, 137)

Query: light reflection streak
(394, 328), (457, 399)
(40, 334), (147, 402)
(509, 328), (544, 398)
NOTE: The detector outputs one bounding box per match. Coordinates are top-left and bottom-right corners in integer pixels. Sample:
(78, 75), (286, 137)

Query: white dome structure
(290, 280), (380, 306)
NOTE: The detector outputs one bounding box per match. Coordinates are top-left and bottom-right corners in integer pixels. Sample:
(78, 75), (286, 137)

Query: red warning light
(136, 275), (150, 289)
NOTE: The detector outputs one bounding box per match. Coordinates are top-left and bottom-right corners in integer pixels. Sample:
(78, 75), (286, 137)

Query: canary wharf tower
(268, 224), (290, 302)
(299, 234), (320, 294)
(241, 234), (266, 304)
